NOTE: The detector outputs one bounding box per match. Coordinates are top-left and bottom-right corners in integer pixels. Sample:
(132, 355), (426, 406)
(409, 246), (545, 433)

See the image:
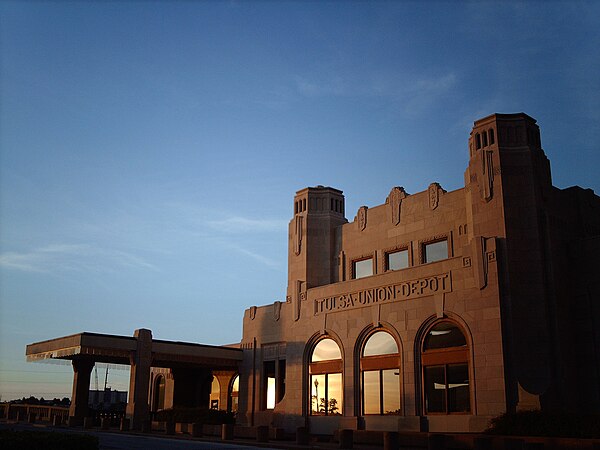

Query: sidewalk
(0, 420), (387, 450)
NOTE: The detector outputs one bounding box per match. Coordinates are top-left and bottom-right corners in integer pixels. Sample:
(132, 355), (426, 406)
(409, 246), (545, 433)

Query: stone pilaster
(126, 328), (153, 430)
(69, 358), (94, 424)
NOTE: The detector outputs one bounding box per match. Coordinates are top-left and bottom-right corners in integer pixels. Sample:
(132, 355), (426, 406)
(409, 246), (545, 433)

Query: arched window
(361, 331), (401, 415)
(209, 376), (220, 410)
(229, 374), (239, 413)
(421, 320), (470, 414)
(152, 374), (165, 411)
(309, 338), (343, 415)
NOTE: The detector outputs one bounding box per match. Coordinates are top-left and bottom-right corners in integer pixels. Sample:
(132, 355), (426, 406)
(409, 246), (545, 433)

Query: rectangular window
(382, 369), (401, 414)
(277, 360), (286, 403)
(311, 373), (343, 415)
(363, 369), (401, 415)
(386, 249), (408, 271)
(447, 364), (470, 413)
(423, 239), (448, 263)
(263, 361), (276, 410)
(362, 370), (380, 415)
(353, 258), (373, 279)
(424, 365), (446, 413)
(424, 364), (470, 414)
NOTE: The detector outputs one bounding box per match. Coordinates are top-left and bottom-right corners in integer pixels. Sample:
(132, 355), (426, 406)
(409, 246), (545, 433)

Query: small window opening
(353, 258), (373, 279)
(423, 239), (448, 264)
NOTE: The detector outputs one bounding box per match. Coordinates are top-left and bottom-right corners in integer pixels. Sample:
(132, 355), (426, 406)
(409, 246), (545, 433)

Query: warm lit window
(310, 338), (343, 415)
(263, 359), (286, 410)
(229, 375), (239, 413)
(209, 376), (220, 410)
(386, 249), (408, 271)
(353, 258), (373, 279)
(361, 331), (400, 415)
(152, 375), (165, 411)
(421, 321), (470, 414)
(423, 239), (448, 263)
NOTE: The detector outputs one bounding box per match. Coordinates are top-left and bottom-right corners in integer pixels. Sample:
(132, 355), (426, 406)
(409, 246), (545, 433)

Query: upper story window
(361, 331), (401, 415)
(353, 258), (373, 279)
(423, 239), (448, 264)
(310, 338), (343, 416)
(386, 249), (409, 271)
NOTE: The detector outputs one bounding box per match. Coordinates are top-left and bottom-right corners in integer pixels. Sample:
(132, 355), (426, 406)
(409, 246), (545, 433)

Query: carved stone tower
(287, 186), (347, 318)
(465, 113), (554, 410)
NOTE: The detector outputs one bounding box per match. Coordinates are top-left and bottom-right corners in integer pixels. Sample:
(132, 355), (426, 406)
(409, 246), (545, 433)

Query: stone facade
(231, 113), (600, 433)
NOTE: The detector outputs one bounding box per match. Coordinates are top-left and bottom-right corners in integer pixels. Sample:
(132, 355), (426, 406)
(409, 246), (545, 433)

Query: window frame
(420, 320), (471, 415)
(351, 255), (374, 279)
(228, 374), (239, 414)
(359, 330), (401, 416)
(420, 234), (451, 264)
(309, 337), (343, 416)
(384, 246), (410, 272)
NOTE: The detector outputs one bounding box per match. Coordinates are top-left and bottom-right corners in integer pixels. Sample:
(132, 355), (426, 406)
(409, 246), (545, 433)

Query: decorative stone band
(313, 272), (451, 315)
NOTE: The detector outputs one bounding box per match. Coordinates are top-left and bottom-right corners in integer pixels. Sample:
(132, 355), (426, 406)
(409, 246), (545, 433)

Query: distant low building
(88, 388), (127, 411)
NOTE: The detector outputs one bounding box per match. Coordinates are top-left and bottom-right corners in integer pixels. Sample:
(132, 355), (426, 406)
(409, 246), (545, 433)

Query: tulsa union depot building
(27, 113), (600, 433)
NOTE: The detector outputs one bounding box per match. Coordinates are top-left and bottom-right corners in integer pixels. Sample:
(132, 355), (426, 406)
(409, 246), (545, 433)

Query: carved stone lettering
(313, 272), (452, 315)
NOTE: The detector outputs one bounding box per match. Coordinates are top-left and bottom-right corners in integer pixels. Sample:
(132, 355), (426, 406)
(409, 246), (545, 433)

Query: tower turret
(287, 186), (347, 302)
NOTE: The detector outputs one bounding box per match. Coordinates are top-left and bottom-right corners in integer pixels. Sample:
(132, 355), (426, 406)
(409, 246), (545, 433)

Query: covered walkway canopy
(26, 328), (243, 429)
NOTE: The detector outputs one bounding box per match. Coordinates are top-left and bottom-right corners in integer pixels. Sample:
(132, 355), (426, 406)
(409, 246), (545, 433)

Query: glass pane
(211, 377), (220, 395)
(382, 369), (401, 415)
(312, 338), (342, 362)
(156, 376), (165, 410)
(424, 365), (446, 413)
(447, 364), (470, 413)
(266, 377), (276, 409)
(311, 374), (326, 415)
(354, 258), (373, 279)
(424, 240), (448, 263)
(327, 373), (343, 415)
(387, 249), (408, 271)
(362, 370), (380, 414)
(230, 374), (239, 413)
(363, 331), (398, 356)
(423, 322), (467, 350)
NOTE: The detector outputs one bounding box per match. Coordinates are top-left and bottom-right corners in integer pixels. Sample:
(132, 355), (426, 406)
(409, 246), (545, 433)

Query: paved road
(1, 422), (284, 450)
(90, 431), (283, 450)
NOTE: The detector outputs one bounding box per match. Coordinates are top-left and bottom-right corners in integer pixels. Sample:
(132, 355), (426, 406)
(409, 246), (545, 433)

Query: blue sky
(1, 1), (599, 401)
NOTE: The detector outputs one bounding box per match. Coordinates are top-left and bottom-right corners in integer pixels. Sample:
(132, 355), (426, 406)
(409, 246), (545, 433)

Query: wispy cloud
(0, 244), (158, 273)
(294, 75), (348, 98)
(224, 242), (281, 269)
(206, 216), (287, 233)
(293, 71), (458, 117)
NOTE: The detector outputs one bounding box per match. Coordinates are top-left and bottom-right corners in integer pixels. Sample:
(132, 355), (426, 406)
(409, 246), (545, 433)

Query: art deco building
(27, 113), (600, 433)
(229, 112), (600, 433)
